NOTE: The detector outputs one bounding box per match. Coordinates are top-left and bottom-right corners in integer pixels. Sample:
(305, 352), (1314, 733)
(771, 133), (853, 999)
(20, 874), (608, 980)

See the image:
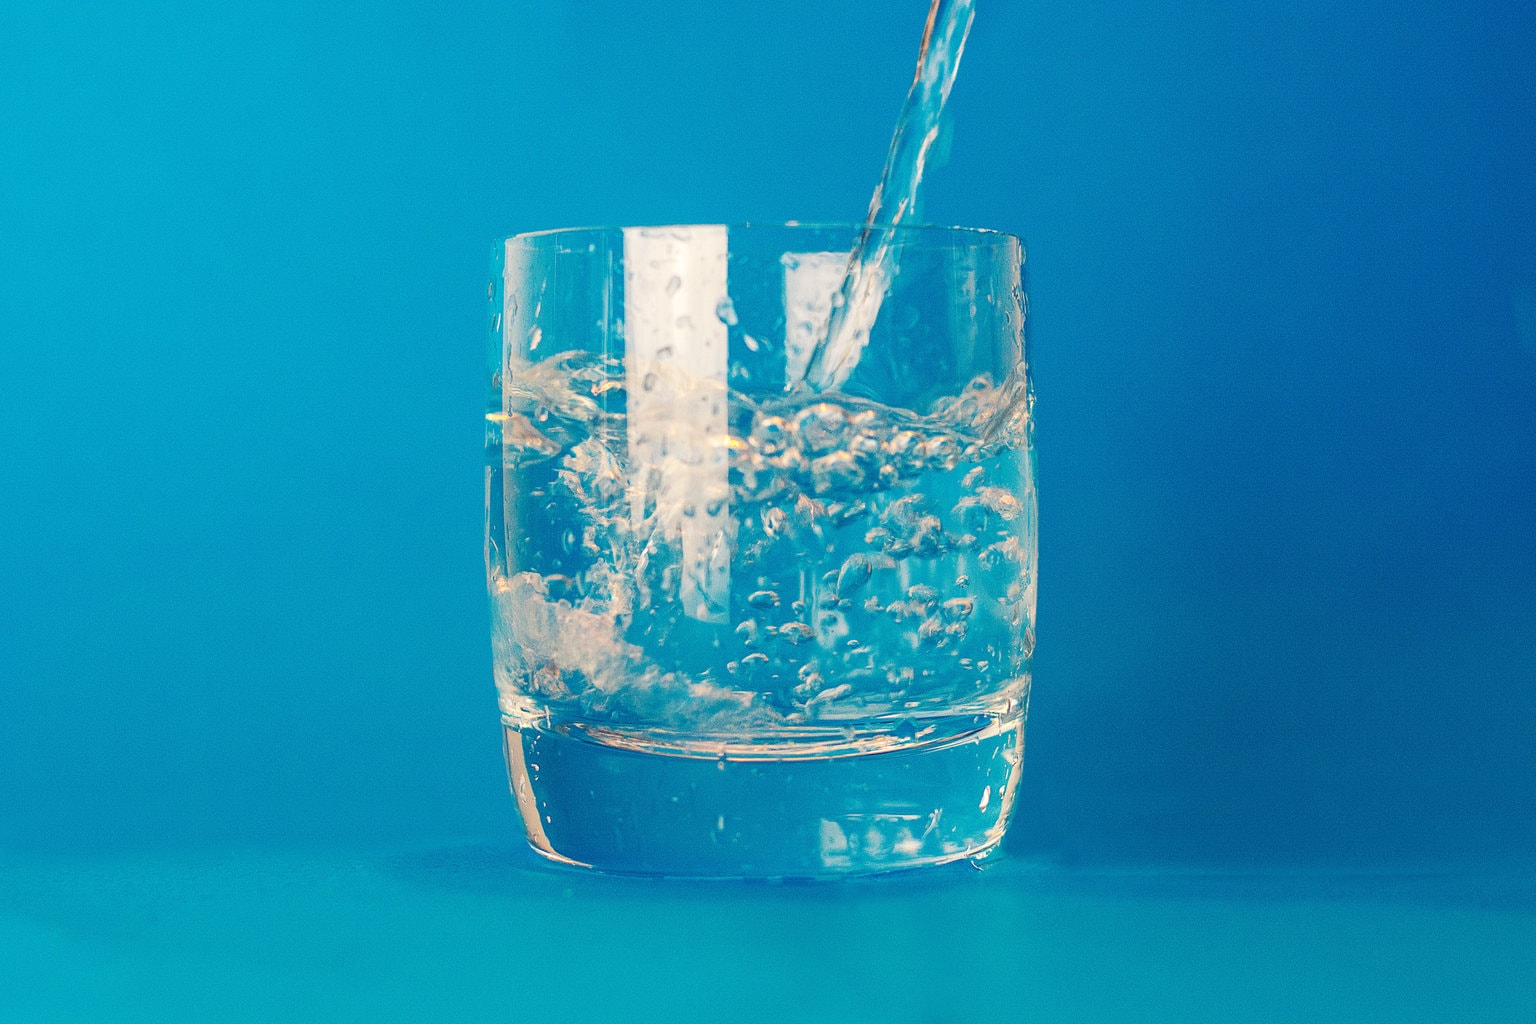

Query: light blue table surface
(4, 843), (1531, 1023)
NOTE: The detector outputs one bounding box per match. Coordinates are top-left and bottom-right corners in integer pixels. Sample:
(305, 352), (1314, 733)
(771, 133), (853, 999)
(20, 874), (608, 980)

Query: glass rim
(502, 221), (1022, 246)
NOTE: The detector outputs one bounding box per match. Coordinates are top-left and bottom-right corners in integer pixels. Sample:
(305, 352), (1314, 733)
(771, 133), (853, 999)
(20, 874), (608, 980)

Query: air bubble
(977, 486), (1023, 521)
(885, 431), (926, 476)
(810, 451), (865, 494)
(910, 515), (945, 557)
(835, 553), (874, 597)
(778, 622), (814, 645)
(750, 415), (790, 456)
(978, 537), (1023, 568)
(794, 403), (849, 455)
(941, 597), (974, 621)
(953, 496), (988, 532)
(793, 673), (823, 698)
(924, 435), (961, 471)
(833, 500), (870, 526)
(811, 683), (852, 705)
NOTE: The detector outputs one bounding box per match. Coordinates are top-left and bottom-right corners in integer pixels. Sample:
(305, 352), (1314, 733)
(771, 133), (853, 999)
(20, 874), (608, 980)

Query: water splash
(488, 350), (1034, 734)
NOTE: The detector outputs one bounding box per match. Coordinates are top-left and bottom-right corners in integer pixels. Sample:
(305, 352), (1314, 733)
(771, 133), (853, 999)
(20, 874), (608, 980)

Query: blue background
(3, 0), (1534, 873)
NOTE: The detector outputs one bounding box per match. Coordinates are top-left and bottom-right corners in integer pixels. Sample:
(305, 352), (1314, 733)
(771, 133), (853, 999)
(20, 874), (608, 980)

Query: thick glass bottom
(502, 713), (1025, 879)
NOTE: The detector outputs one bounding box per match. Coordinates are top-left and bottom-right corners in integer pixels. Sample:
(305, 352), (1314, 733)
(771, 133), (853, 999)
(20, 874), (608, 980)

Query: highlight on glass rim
(484, 0), (1038, 878)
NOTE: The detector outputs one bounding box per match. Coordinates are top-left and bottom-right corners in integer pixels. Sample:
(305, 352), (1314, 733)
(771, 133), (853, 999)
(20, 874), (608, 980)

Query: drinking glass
(486, 223), (1035, 877)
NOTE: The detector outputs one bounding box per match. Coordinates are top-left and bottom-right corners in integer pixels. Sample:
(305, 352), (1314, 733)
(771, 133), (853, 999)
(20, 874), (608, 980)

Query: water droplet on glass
(715, 297), (738, 325)
(665, 275), (682, 295)
(747, 589), (781, 609)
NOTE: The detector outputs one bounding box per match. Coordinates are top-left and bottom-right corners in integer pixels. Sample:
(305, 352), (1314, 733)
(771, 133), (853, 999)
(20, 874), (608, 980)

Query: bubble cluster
(487, 350), (1035, 734)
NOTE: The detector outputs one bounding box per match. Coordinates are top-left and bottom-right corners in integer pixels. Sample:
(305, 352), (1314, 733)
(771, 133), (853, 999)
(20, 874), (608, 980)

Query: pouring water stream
(801, 0), (977, 392)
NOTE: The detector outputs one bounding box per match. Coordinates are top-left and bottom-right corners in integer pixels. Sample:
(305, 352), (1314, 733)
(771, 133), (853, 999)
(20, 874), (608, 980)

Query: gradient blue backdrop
(3, 0), (1533, 867)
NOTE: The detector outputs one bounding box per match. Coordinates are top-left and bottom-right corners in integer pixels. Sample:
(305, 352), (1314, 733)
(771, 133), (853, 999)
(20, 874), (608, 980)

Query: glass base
(502, 713), (1025, 879)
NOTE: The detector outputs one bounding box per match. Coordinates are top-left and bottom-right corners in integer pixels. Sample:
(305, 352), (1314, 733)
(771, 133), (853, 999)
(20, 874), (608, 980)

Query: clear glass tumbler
(486, 223), (1035, 877)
